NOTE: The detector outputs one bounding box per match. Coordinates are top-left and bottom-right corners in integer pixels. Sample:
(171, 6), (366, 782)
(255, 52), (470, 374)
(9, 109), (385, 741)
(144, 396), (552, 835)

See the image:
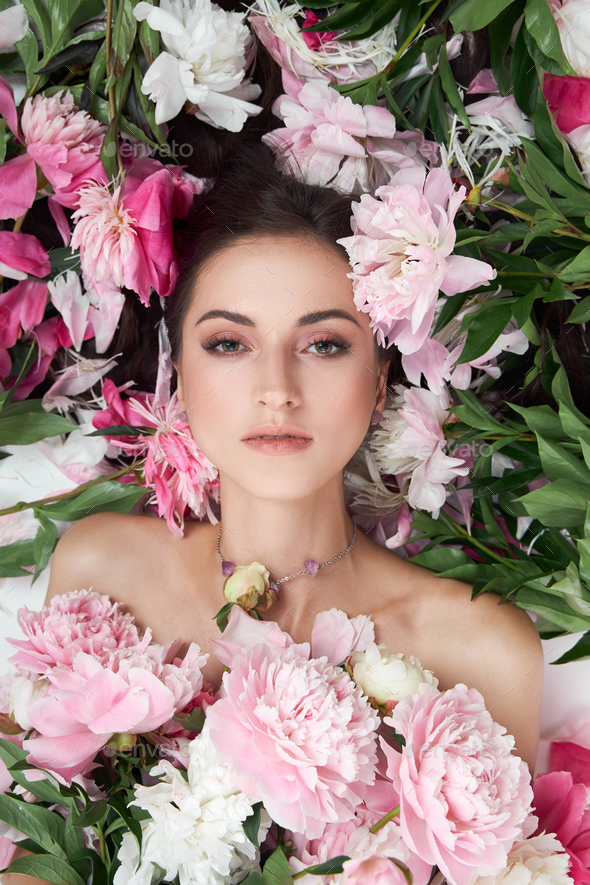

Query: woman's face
(175, 235), (388, 501)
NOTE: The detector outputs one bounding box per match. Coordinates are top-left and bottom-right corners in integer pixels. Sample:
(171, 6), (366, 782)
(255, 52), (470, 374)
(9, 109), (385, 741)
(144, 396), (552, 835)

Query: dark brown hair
(165, 141), (398, 382)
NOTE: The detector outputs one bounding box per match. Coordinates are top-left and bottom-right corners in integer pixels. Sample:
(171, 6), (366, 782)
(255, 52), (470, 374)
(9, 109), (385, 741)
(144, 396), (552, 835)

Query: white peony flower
(348, 641), (438, 709)
(134, 0), (262, 130)
(370, 384), (469, 518)
(551, 0), (590, 77)
(473, 832), (571, 885)
(113, 725), (270, 885)
(565, 124), (590, 186)
(0, 2), (28, 52)
(9, 674), (49, 731)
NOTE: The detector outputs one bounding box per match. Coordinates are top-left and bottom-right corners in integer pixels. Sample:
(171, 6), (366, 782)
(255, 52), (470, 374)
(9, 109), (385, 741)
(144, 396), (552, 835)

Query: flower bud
(9, 676), (49, 731)
(108, 733), (137, 753)
(223, 562), (274, 613)
(348, 642), (438, 709)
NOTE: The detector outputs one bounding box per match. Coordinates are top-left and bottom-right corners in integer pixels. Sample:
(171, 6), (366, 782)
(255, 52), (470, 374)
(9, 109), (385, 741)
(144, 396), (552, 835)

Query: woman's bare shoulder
(45, 512), (175, 605)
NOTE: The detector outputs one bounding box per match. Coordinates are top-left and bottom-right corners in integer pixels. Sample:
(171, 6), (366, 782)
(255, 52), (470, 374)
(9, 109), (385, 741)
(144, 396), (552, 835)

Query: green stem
(383, 0), (446, 78)
(447, 517), (519, 570)
(97, 823), (107, 865)
(0, 462), (145, 517)
(369, 804), (401, 834)
(104, 0), (122, 173)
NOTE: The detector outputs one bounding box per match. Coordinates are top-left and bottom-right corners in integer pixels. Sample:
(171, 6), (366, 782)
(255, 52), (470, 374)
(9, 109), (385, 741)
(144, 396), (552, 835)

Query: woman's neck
(215, 473), (355, 588)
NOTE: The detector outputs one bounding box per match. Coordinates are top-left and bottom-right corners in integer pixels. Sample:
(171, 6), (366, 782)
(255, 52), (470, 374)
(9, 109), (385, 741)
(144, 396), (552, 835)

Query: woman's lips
(242, 437), (313, 454)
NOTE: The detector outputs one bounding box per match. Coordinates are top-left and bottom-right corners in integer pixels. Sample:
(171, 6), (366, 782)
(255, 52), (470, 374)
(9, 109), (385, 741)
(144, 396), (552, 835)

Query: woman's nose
(252, 348), (302, 410)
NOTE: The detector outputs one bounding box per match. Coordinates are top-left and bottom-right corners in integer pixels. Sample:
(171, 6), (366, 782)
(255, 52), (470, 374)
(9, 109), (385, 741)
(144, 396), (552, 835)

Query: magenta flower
(0, 232), (50, 280)
(8, 590), (141, 675)
(93, 381), (220, 538)
(0, 80), (105, 220)
(0, 279), (47, 349)
(263, 73), (429, 194)
(70, 165), (180, 306)
(382, 682), (533, 885)
(533, 770), (590, 885)
(207, 644), (379, 838)
(337, 166), (496, 351)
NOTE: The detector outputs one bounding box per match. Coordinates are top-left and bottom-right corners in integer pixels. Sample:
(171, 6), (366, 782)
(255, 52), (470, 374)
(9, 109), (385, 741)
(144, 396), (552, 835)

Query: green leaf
(34, 479), (146, 522)
(32, 510), (57, 582)
(45, 0), (104, 63)
(241, 875), (264, 885)
(438, 39), (470, 130)
(0, 537), (36, 577)
(15, 27), (39, 92)
(568, 295), (590, 324)
(338, 0), (403, 41)
(458, 301), (513, 364)
(511, 23), (538, 117)
(451, 389), (510, 433)
(410, 548), (472, 570)
(520, 138), (590, 208)
(262, 848), (293, 885)
(553, 367), (590, 426)
(433, 292), (470, 335)
(295, 857), (351, 878)
(215, 602), (233, 632)
(100, 112), (121, 182)
(524, 0), (575, 74)
(509, 403), (568, 439)
(559, 403), (590, 445)
(450, 0), (517, 31)
(111, 0), (136, 78)
(515, 478), (589, 527)
(19, 0), (51, 47)
(71, 800), (108, 828)
(0, 795), (66, 856)
(552, 631), (590, 664)
(535, 433), (590, 485)
(88, 38), (106, 96)
(522, 23), (565, 75)
(0, 410), (76, 446)
(488, 0), (525, 94)
(243, 802), (262, 847)
(3, 855), (86, 885)
(512, 286), (538, 329)
(86, 424), (148, 437)
(427, 74), (448, 145)
(517, 586), (590, 631)
(552, 561), (590, 616)
(173, 706), (205, 733)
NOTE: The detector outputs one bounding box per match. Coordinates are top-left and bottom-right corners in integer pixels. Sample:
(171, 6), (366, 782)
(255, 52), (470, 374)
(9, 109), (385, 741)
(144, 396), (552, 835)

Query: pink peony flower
(70, 162), (188, 306)
(211, 605), (373, 668)
(288, 804), (431, 885)
(342, 854), (410, 885)
(207, 644), (379, 838)
(94, 384), (220, 538)
(262, 73), (430, 194)
(0, 82), (105, 220)
(0, 279), (47, 349)
(0, 232), (50, 280)
(23, 639), (208, 782)
(532, 770), (590, 885)
(543, 73), (590, 134)
(8, 589), (142, 675)
(382, 682), (534, 885)
(337, 166), (496, 351)
(370, 384), (469, 519)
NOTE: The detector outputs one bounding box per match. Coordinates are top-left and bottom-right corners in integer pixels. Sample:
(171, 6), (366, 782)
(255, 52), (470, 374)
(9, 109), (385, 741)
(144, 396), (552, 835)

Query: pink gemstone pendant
(305, 559), (319, 577)
(221, 561), (235, 578)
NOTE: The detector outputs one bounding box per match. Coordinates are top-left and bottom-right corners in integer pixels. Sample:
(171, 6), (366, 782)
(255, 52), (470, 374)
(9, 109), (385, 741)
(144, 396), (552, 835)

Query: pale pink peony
(23, 639), (208, 782)
(0, 83), (105, 220)
(382, 682), (534, 885)
(342, 854), (410, 885)
(211, 605), (373, 668)
(370, 384), (469, 518)
(8, 589), (141, 675)
(94, 383), (220, 538)
(262, 73), (431, 194)
(337, 166), (496, 351)
(69, 159), (199, 305)
(207, 644), (379, 838)
(288, 805), (431, 885)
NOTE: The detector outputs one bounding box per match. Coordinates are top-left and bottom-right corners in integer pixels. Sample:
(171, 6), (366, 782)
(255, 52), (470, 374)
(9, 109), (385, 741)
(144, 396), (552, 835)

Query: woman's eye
(307, 339), (345, 355)
(212, 338), (246, 353)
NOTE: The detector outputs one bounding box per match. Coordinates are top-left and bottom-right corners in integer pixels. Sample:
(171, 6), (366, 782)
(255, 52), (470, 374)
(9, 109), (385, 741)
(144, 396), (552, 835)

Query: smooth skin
(4, 236), (543, 884)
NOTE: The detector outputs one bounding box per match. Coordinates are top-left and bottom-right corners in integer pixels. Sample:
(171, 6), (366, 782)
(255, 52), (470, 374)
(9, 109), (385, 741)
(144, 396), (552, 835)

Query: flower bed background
(0, 0), (590, 667)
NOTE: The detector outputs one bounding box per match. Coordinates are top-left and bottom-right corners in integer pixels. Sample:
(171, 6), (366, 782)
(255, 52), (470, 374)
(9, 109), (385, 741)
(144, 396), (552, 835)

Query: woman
(47, 146), (543, 767)
(4, 146), (543, 885)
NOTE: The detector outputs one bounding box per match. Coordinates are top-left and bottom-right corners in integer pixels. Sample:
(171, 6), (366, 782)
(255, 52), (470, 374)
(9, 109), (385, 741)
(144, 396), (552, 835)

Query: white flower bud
(348, 641), (438, 709)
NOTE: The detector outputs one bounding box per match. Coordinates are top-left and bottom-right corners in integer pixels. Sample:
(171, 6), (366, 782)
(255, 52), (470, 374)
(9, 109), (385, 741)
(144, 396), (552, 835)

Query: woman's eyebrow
(195, 308), (361, 328)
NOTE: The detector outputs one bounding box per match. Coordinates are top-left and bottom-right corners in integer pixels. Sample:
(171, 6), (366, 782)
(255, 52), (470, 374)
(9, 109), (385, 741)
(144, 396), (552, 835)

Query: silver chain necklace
(216, 523), (357, 586)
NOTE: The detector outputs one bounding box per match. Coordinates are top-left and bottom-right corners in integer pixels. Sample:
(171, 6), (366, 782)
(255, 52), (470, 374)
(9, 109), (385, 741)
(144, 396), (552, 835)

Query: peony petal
(0, 153), (37, 220)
